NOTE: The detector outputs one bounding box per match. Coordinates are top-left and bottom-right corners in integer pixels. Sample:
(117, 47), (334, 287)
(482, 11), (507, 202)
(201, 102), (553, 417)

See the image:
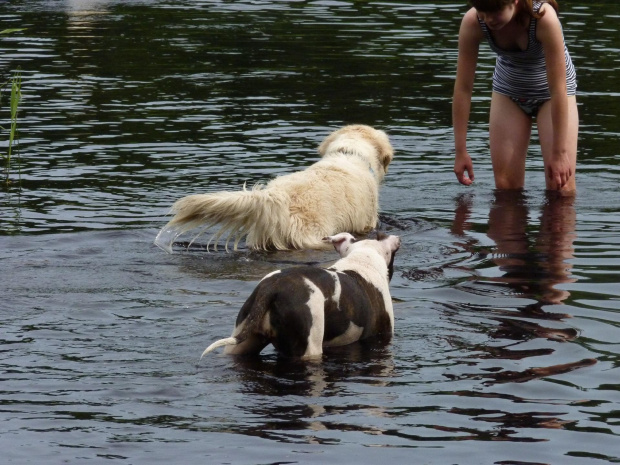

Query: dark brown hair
(468, 0), (559, 17)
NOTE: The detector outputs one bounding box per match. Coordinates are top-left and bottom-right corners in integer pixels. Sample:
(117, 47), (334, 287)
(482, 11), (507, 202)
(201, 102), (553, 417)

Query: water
(1, 1), (619, 463)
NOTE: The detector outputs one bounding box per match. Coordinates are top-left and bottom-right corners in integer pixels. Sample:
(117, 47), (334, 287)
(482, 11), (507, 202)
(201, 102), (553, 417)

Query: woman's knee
(494, 174), (526, 190)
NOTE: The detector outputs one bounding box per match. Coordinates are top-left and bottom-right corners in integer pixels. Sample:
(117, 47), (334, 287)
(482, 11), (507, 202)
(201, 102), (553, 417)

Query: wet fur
(154, 125), (393, 252)
(201, 233), (401, 359)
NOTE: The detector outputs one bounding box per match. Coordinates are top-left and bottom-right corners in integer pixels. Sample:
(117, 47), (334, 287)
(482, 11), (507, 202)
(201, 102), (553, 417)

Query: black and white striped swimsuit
(478, 1), (577, 114)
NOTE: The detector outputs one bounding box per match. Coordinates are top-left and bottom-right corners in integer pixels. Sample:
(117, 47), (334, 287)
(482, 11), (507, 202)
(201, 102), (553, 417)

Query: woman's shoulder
(460, 7), (483, 41)
(535, 3), (564, 43)
(537, 3), (561, 27)
(463, 6), (480, 25)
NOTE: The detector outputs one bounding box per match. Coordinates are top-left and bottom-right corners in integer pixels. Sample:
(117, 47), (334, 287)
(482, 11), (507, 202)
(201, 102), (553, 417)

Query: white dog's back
(154, 125), (393, 252)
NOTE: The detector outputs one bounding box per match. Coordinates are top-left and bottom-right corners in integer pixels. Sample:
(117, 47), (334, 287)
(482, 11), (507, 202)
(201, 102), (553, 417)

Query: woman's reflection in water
(487, 189), (576, 310)
(451, 190), (595, 386)
(485, 190), (579, 341)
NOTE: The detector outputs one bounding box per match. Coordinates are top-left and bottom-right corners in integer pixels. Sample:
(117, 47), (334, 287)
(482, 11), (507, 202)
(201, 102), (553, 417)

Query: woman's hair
(468, 0), (559, 17)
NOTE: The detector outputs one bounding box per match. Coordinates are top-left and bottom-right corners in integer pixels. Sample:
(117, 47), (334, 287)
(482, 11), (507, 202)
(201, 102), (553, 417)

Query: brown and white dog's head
(317, 125), (394, 182)
(323, 232), (401, 281)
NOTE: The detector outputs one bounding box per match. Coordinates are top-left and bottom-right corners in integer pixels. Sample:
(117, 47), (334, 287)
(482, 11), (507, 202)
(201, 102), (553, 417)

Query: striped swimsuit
(478, 1), (577, 116)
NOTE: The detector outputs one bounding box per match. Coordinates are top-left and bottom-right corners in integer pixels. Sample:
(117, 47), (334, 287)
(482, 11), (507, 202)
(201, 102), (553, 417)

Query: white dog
(201, 232), (401, 359)
(154, 125), (393, 252)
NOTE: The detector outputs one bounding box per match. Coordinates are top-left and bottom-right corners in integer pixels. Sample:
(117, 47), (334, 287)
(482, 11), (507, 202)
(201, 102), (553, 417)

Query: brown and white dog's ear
(322, 233), (356, 256)
(376, 231), (400, 252)
(372, 233), (401, 281)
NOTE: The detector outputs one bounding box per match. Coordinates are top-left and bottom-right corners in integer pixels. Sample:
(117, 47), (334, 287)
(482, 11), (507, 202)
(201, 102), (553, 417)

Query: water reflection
(487, 190), (576, 307)
(62, 0), (112, 37)
(221, 343), (395, 443)
(454, 190), (577, 316)
(64, 0), (111, 12)
(449, 190), (596, 385)
(1, 0), (618, 461)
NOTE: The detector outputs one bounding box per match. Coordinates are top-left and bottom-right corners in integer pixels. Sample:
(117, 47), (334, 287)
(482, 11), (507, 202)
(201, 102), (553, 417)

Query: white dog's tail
(200, 337), (238, 358)
(154, 185), (290, 253)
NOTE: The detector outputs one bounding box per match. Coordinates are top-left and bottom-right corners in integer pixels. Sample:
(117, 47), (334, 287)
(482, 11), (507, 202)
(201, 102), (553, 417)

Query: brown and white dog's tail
(201, 279), (277, 358)
(200, 337), (238, 358)
(154, 185), (290, 253)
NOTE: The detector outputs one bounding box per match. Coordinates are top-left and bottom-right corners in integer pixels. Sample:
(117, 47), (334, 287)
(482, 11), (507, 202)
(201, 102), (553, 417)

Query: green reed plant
(1, 71), (22, 184)
(1, 28), (25, 185)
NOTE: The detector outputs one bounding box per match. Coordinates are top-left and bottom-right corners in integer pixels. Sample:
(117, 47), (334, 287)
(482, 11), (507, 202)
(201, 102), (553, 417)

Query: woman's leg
(489, 92), (533, 190)
(537, 95), (579, 193)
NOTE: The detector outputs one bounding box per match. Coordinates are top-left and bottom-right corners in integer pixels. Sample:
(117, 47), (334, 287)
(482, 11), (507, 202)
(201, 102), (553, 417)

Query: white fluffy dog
(154, 125), (394, 252)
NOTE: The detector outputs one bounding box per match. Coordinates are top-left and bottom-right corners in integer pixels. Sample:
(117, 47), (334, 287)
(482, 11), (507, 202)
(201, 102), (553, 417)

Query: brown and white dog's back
(201, 232), (401, 359)
(154, 125), (393, 252)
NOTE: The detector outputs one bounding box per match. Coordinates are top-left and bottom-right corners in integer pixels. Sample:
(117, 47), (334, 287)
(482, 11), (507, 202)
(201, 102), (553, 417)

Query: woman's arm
(537, 5), (572, 189)
(453, 8), (482, 186)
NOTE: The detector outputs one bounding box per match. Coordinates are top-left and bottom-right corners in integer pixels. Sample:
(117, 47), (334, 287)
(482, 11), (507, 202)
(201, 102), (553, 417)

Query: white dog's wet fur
(201, 232), (401, 359)
(154, 125), (394, 252)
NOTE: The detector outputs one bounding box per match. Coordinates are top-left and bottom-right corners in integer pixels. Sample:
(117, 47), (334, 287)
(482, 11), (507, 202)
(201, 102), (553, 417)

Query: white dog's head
(317, 125), (394, 181)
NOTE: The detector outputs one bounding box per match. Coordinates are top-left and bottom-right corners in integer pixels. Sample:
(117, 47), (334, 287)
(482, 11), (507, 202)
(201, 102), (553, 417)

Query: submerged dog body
(202, 232), (401, 358)
(154, 125), (393, 252)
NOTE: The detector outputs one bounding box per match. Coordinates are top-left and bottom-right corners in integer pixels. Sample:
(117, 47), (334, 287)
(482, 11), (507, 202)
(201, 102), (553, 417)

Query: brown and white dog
(154, 125), (393, 252)
(201, 232), (401, 359)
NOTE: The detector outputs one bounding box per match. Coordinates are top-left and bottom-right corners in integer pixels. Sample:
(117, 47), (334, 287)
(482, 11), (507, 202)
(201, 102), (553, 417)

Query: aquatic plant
(1, 28), (24, 185)
(1, 70), (22, 184)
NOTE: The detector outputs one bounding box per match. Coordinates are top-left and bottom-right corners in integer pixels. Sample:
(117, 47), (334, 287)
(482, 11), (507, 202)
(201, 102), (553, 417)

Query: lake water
(1, 1), (619, 463)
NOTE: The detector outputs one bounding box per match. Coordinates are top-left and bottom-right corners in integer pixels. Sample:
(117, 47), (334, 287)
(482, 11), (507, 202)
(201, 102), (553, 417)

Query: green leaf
(0, 28), (27, 35)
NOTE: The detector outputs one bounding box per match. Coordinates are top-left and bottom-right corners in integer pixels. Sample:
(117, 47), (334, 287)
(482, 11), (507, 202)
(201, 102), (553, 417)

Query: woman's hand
(546, 150), (573, 190)
(454, 151), (475, 186)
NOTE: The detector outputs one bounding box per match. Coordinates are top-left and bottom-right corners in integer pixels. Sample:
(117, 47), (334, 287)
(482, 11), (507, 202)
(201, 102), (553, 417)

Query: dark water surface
(1, 1), (619, 463)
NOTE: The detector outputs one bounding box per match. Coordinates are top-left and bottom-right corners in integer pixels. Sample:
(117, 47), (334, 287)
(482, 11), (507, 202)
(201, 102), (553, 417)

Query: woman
(452, 0), (578, 192)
